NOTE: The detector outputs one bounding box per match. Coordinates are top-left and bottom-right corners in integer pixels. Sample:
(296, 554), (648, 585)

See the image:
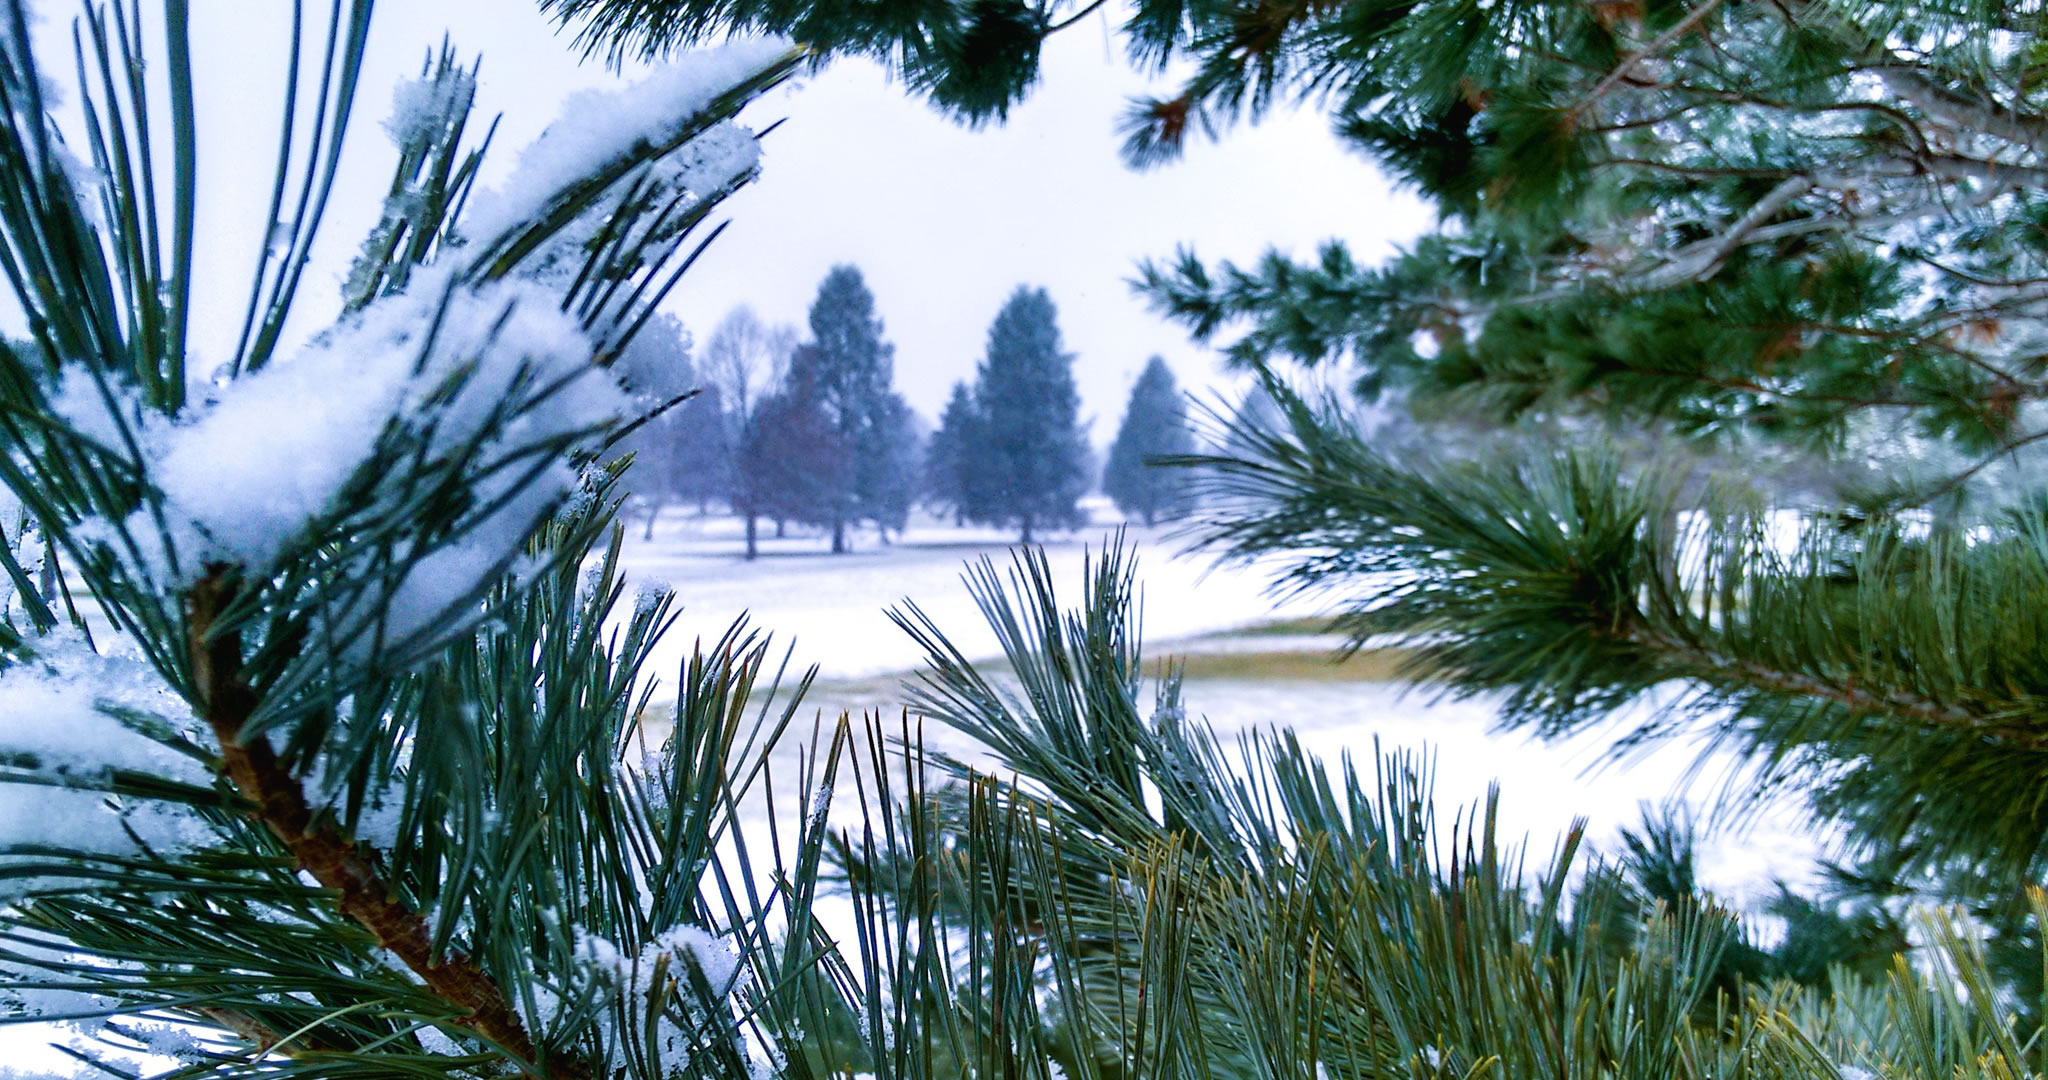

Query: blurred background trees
(1102, 355), (1194, 526)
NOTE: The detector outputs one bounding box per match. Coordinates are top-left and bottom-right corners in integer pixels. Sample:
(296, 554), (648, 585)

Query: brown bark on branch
(1629, 623), (2048, 751)
(185, 571), (584, 1079)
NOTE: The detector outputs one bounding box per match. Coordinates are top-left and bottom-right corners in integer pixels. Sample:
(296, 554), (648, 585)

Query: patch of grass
(1158, 646), (1423, 682)
(1198, 616), (1340, 638)
(628, 644), (1424, 745)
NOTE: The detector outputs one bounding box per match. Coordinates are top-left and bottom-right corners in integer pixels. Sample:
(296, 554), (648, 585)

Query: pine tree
(670, 383), (731, 513)
(797, 265), (899, 553)
(924, 380), (981, 525)
(743, 345), (847, 538)
(612, 313), (730, 536)
(1102, 356), (1194, 527)
(868, 391), (923, 539)
(960, 287), (1090, 543)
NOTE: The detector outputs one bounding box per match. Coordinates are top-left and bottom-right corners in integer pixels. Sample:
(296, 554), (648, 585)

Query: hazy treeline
(621, 265), (1200, 554)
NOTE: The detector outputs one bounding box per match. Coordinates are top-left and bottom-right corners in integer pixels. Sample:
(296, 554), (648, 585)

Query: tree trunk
(642, 501), (660, 541)
(745, 513), (758, 561)
(1020, 516), (1033, 544)
(776, 519), (786, 538)
(831, 517), (847, 554)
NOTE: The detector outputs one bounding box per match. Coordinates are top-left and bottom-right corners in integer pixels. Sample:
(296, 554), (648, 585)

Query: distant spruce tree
(1102, 356), (1194, 526)
(963, 287), (1089, 542)
(611, 313), (730, 535)
(799, 264), (904, 553)
(869, 392), (922, 539)
(669, 384), (730, 513)
(924, 380), (980, 525)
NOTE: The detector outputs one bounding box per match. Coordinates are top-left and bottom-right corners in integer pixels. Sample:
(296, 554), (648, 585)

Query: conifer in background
(924, 380), (981, 525)
(958, 287), (1091, 542)
(791, 265), (918, 553)
(613, 313), (729, 534)
(869, 393), (923, 540)
(1102, 355), (1194, 526)
(743, 344), (846, 539)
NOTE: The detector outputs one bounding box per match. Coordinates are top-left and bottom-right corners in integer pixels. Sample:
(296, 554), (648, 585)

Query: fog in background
(21, 1), (1429, 444)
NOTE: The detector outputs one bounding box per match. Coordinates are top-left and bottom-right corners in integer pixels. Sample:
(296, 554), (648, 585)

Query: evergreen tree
(924, 380), (981, 525)
(1102, 356), (1194, 527)
(962, 287), (1090, 543)
(798, 265), (899, 553)
(612, 313), (729, 536)
(867, 391), (922, 539)
(669, 383), (730, 512)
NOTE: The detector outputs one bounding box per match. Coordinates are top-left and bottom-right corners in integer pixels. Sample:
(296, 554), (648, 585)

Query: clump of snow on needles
(383, 66), (475, 150)
(565, 923), (751, 1068)
(459, 36), (789, 250)
(53, 269), (630, 646)
(0, 635), (213, 900)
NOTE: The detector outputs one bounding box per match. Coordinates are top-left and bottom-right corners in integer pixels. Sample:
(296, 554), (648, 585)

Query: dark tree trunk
(745, 513), (758, 561)
(776, 519), (786, 538)
(642, 501), (661, 541)
(831, 517), (847, 554)
(1020, 516), (1033, 544)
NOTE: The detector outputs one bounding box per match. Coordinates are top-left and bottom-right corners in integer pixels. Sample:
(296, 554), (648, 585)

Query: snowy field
(625, 501), (1827, 909)
(2, 501), (1825, 1074)
(620, 499), (1327, 685)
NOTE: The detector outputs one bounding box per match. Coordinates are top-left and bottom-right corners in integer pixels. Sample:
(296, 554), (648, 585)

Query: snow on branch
(458, 36), (792, 258)
(0, 636), (214, 900)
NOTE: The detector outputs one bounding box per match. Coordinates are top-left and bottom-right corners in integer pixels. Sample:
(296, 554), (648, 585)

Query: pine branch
(1576, 0), (1728, 116)
(1623, 623), (2037, 749)
(193, 1006), (344, 1058)
(184, 570), (578, 1078)
(1877, 67), (2048, 154)
(1176, 378), (2048, 862)
(1639, 173), (1812, 288)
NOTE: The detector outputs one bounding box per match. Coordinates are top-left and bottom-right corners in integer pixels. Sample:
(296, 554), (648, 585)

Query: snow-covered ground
(620, 499), (1325, 688)
(625, 502), (1826, 908)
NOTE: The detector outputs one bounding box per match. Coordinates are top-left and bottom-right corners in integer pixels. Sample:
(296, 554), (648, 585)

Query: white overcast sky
(26, 0), (1431, 443)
